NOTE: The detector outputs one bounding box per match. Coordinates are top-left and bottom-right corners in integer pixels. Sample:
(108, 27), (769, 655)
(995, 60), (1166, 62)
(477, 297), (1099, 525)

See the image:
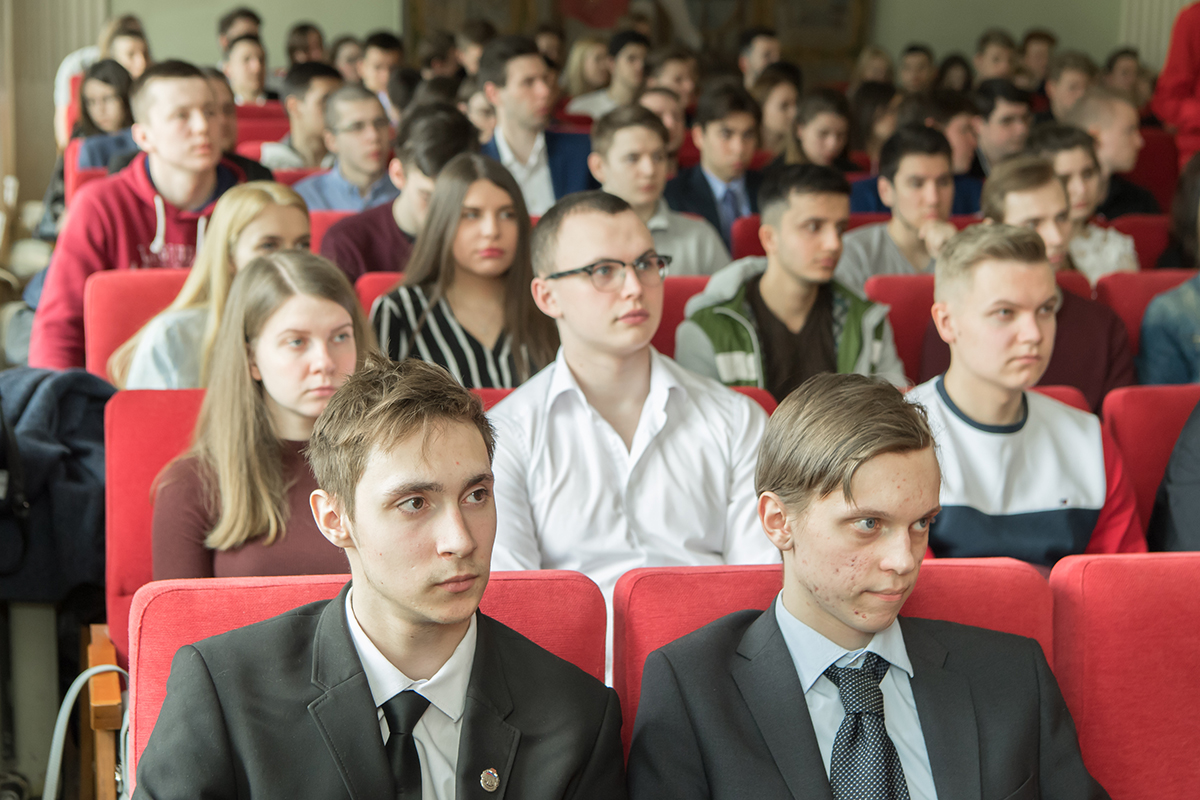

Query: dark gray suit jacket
(134, 583), (627, 800)
(627, 609), (1107, 800)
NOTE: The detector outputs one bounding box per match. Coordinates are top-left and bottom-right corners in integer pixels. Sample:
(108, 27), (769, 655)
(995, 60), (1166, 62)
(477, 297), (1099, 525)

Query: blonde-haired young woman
(110, 181), (310, 389)
(563, 35), (610, 99)
(152, 250), (376, 579)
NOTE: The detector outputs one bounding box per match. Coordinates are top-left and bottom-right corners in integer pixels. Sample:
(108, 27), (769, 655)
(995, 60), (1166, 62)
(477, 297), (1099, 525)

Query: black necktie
(823, 652), (911, 800)
(380, 690), (430, 799)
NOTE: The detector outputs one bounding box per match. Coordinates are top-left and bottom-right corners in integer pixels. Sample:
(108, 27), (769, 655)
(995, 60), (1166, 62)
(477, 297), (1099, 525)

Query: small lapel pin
(480, 768), (500, 792)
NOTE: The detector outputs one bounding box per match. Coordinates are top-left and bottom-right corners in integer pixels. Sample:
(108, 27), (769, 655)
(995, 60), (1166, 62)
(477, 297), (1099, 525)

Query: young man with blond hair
(134, 355), (627, 799)
(911, 224), (1143, 565)
(627, 371), (1108, 798)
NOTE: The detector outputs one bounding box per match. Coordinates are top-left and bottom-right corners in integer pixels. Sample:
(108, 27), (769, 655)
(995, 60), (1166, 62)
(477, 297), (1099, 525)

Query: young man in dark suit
(479, 35), (592, 216)
(663, 79), (764, 250)
(627, 372), (1108, 800)
(134, 355), (627, 800)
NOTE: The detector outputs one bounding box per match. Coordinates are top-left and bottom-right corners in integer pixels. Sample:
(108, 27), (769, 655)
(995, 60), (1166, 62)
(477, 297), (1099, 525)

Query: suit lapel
(901, 617), (982, 800)
(481, 137), (500, 162)
(731, 610), (835, 800)
(688, 167), (723, 234)
(545, 131), (566, 200)
(306, 583), (395, 800)
(455, 615), (520, 800)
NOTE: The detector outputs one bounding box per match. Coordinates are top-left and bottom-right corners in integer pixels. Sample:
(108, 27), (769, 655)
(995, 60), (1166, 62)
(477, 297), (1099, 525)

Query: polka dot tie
(381, 690), (430, 799)
(823, 652), (910, 800)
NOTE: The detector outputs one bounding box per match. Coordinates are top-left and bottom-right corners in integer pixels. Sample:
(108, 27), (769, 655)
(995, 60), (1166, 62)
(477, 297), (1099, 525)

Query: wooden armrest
(87, 624), (123, 731)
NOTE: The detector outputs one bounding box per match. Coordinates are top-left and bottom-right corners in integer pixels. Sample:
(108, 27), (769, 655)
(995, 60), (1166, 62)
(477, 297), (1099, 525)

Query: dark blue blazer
(850, 174), (983, 216)
(481, 130), (595, 201)
(662, 166), (763, 247)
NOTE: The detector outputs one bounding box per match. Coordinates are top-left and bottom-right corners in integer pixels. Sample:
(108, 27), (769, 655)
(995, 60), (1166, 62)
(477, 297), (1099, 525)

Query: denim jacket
(1138, 274), (1200, 385)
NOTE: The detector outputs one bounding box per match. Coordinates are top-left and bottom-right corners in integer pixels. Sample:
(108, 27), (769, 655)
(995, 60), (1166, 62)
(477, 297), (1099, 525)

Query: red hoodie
(29, 152), (246, 370)
(1152, 2), (1200, 165)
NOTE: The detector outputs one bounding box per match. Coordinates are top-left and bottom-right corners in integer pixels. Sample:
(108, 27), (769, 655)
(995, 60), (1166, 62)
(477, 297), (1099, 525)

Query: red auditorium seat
(848, 150), (872, 171)
(234, 140), (264, 161)
(64, 138), (108, 206)
(127, 571), (607, 780)
(847, 212), (891, 230)
(749, 149), (774, 171)
(730, 214), (762, 259)
(1104, 213), (1171, 271)
(233, 101), (286, 119)
(353, 271), (402, 313)
(1054, 269), (1093, 300)
(1051, 553), (1200, 797)
(1093, 269), (1196, 353)
(1031, 385), (1090, 412)
(733, 386), (777, 414)
(651, 274), (709, 358)
(104, 389), (205, 666)
(552, 112), (595, 130)
(1121, 128), (1179, 213)
(474, 388), (512, 410)
(83, 269), (190, 379)
(677, 136), (700, 170)
(614, 558), (1052, 752)
(1101, 384), (1200, 526)
(309, 210), (353, 253)
(273, 168), (323, 187)
(235, 117), (289, 144)
(65, 73), (84, 140)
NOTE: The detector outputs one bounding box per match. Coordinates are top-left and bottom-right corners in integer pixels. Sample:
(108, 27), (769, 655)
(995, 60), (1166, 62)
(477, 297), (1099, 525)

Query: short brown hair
(530, 190), (633, 276)
(755, 373), (935, 514)
(1047, 50), (1098, 83)
(934, 223), (1048, 302)
(980, 154), (1062, 222)
(130, 60), (205, 123)
(1062, 86), (1134, 131)
(308, 354), (495, 520)
(590, 105), (669, 157)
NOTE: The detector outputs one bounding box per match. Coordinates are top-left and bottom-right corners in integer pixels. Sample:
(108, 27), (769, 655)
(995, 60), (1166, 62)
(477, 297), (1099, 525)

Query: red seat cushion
(1031, 385), (1091, 412)
(83, 270), (191, 379)
(1051, 553), (1200, 797)
(473, 388), (513, 410)
(1101, 384), (1200, 525)
(1094, 268), (1197, 353)
(732, 386), (777, 414)
(236, 117), (290, 144)
(652, 275), (709, 358)
(233, 140), (265, 161)
(309, 210), (354, 254)
(353, 271), (402, 314)
(273, 168), (323, 187)
(731, 214), (763, 259)
(1104, 213), (1171, 271)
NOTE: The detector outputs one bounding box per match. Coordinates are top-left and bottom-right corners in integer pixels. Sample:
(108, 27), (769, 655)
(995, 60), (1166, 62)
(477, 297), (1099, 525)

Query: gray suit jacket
(627, 609), (1107, 800)
(134, 583), (627, 800)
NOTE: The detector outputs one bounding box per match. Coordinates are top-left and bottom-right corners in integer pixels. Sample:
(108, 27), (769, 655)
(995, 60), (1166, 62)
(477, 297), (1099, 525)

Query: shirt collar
(646, 198), (672, 231)
(344, 588), (477, 723)
(494, 128), (547, 168)
(773, 593), (913, 694)
(545, 346), (687, 414)
(700, 166), (745, 201)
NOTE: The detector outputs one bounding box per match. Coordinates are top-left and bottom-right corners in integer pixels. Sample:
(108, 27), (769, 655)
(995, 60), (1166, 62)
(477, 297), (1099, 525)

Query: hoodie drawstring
(149, 195), (165, 255)
(196, 215), (207, 252)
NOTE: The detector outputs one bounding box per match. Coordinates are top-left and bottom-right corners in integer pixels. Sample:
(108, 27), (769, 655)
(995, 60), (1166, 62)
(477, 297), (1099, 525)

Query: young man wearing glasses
(488, 191), (778, 667)
(293, 84), (400, 212)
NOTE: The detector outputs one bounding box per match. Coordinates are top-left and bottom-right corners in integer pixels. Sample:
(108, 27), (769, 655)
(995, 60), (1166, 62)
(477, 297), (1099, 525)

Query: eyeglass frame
(541, 253), (672, 292)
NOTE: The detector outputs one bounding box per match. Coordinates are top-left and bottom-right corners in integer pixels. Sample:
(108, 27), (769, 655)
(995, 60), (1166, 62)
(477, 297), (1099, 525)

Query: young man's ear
(690, 124), (705, 153)
(758, 492), (794, 555)
(131, 122), (151, 153)
(586, 151), (607, 185)
(758, 219), (777, 256)
(970, 115), (986, 137)
(323, 128), (339, 156)
(483, 81), (502, 109)
(388, 157), (407, 191)
(931, 299), (957, 345)
(877, 175), (896, 209)
(311, 489), (354, 550)
(530, 275), (564, 320)
(284, 93), (302, 119)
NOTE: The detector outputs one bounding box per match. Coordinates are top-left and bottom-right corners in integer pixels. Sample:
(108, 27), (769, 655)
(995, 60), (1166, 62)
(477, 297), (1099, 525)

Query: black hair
(973, 78), (1031, 120)
(1105, 47), (1140, 74)
(694, 78), (761, 129)
(759, 163), (851, 220)
(76, 59), (134, 137)
(1169, 152), (1200, 268)
(608, 29), (651, 58)
(408, 76), (462, 110)
(1047, 50), (1099, 82)
(758, 61), (804, 95)
(387, 67), (423, 114)
(976, 28), (1016, 55)
(531, 191), (633, 276)
(281, 61), (342, 103)
(878, 124), (952, 183)
(286, 22), (323, 64)
(224, 33), (264, 59)
(795, 88), (851, 126)
(936, 53), (974, 91)
(394, 102), (481, 175)
(218, 6), (260, 36)
(849, 81), (897, 151)
(1026, 122), (1099, 164)
(738, 26), (778, 57)
(902, 43), (934, 61)
(130, 59), (206, 123)
(896, 88), (976, 129)
(645, 45), (694, 78)
(1022, 29), (1058, 50)
(478, 35), (540, 89)
(457, 19), (498, 48)
(364, 31), (404, 55)
(418, 31), (457, 70)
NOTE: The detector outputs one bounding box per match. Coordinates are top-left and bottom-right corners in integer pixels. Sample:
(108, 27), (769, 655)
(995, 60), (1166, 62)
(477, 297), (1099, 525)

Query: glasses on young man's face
(543, 254), (671, 292)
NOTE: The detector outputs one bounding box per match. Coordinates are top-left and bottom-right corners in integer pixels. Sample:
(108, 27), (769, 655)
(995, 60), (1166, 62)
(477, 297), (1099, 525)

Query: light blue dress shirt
(773, 593), (938, 800)
(700, 166), (750, 236)
(293, 163), (399, 212)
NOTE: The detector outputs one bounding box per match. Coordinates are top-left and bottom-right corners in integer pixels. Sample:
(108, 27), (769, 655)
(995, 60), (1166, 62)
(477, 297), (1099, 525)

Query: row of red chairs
(120, 553), (1200, 797)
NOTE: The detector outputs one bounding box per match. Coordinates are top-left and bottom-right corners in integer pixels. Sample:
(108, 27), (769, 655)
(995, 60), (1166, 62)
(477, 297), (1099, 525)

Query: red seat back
(353, 271), (403, 314)
(65, 73), (84, 141)
(63, 137), (108, 206)
(1121, 129), (1179, 213)
(233, 140), (264, 161)
(236, 117), (290, 144)
(309, 210), (353, 254)
(848, 150), (872, 171)
(677, 135), (700, 170)
(652, 275), (710, 358)
(1051, 553), (1200, 797)
(1032, 385), (1091, 412)
(105, 389), (205, 666)
(863, 274), (935, 384)
(83, 270), (191, 379)
(128, 570), (606, 778)
(731, 214), (763, 259)
(848, 212), (892, 230)
(234, 101), (286, 119)
(1101, 384), (1200, 526)
(1094, 269), (1197, 353)
(1055, 269), (1094, 300)
(473, 388), (513, 410)
(732, 386), (777, 414)
(614, 558), (1052, 753)
(1105, 213), (1171, 271)
(749, 149), (774, 171)
(274, 168), (323, 187)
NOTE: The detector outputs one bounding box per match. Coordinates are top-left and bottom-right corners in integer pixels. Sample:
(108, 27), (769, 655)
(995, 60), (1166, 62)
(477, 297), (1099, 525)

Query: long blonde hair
(183, 251), (377, 552)
(564, 35), (608, 98)
(108, 181), (309, 388)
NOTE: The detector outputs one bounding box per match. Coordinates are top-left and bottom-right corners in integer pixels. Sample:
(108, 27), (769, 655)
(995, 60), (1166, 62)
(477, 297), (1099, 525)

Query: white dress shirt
(493, 128), (556, 216)
(490, 348), (779, 655)
(773, 594), (937, 800)
(345, 590), (477, 800)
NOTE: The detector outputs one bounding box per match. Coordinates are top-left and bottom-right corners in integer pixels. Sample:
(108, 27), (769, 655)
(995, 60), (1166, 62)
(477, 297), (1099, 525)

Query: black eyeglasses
(543, 254), (672, 292)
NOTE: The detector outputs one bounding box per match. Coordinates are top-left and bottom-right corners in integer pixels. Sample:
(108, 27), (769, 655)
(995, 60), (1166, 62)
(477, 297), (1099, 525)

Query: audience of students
(1064, 87), (1159, 218)
(481, 35), (593, 216)
(322, 104), (481, 281)
(638, 87), (687, 174)
(52, 14), (144, 148)
(737, 27), (781, 91)
(663, 79), (763, 249)
(835, 126), (958, 293)
(223, 34), (277, 105)
(896, 88), (979, 174)
(898, 43), (937, 93)
(1040, 51), (1098, 124)
(328, 35), (362, 83)
(589, 106), (729, 276)
(565, 30), (650, 119)
(779, 89), (855, 172)
(970, 79), (1032, 177)
(644, 46), (697, 111)
(1021, 28), (1057, 89)
(359, 31), (405, 121)
(111, 182), (310, 390)
(974, 28), (1018, 82)
(676, 164), (904, 400)
(750, 64), (801, 159)
(921, 156), (1137, 412)
(848, 81), (899, 169)
(285, 22), (325, 68)
(30, 60), (252, 370)
(216, 6), (260, 57)
(1027, 124), (1138, 284)
(1147, 398), (1200, 550)
(292, 84), (398, 212)
(260, 62), (343, 171)
(937, 52), (974, 92)
(373, 153), (557, 388)
(151, 250), (373, 580)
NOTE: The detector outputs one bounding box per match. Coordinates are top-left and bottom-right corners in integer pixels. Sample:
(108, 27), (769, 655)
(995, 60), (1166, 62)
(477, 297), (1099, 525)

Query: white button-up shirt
(774, 594), (937, 800)
(489, 347), (778, 608)
(345, 590), (477, 800)
(493, 128), (556, 216)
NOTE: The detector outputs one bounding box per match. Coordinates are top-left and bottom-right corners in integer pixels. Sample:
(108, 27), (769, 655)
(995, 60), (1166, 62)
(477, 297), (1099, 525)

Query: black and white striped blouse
(371, 285), (520, 388)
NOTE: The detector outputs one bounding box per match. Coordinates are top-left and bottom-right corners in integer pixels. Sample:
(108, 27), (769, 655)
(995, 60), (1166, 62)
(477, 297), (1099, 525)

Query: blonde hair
(564, 35), (608, 98)
(848, 45), (894, 95)
(108, 182), (309, 388)
(176, 251), (377, 551)
(934, 223), (1049, 303)
(755, 373), (935, 515)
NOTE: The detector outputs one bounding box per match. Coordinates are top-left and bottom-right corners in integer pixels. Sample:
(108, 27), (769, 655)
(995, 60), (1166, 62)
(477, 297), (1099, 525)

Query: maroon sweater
(151, 440), (348, 580)
(319, 201), (415, 282)
(919, 291), (1136, 412)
